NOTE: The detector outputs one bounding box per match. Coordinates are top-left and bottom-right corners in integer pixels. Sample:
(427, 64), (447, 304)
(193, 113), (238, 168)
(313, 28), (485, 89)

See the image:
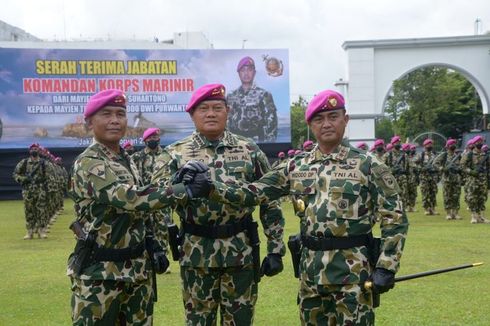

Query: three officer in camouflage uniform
(13, 143), (49, 239)
(67, 89), (188, 325)
(152, 83), (285, 325)
(433, 139), (463, 220)
(227, 56), (278, 142)
(204, 89), (408, 325)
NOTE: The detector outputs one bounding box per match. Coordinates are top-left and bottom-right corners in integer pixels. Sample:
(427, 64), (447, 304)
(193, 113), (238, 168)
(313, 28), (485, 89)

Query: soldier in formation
(383, 136), (410, 209)
(416, 139), (440, 215)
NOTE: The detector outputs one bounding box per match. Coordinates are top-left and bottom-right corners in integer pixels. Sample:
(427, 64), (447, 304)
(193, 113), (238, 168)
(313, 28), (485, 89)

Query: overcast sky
(2, 0), (489, 100)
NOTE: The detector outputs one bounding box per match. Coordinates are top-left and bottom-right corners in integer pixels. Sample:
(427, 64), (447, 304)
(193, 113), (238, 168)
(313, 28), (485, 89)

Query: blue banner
(0, 48), (290, 148)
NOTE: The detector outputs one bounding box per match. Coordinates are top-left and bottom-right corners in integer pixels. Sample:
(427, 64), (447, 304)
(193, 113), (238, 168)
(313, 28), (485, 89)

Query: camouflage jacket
(210, 142), (409, 285)
(152, 130), (285, 268)
(226, 85), (278, 142)
(383, 149), (409, 176)
(131, 145), (165, 185)
(460, 148), (490, 180)
(433, 150), (462, 182)
(416, 151), (440, 180)
(67, 140), (187, 281)
(13, 157), (48, 189)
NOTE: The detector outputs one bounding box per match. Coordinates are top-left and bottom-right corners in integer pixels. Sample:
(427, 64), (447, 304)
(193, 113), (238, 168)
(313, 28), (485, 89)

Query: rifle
(391, 152), (407, 176)
(446, 151), (462, 174)
(21, 159), (44, 185)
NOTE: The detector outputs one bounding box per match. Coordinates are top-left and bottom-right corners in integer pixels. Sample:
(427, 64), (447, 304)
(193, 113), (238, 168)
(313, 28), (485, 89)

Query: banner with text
(0, 48), (290, 148)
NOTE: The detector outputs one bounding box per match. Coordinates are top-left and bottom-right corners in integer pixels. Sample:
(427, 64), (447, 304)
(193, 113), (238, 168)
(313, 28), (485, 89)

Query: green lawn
(1, 195), (489, 325)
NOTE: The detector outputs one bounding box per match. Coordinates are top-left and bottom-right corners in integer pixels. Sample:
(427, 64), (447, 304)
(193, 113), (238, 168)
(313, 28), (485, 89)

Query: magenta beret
(237, 56), (255, 71)
(84, 89), (126, 118)
(356, 142), (368, 149)
(278, 151), (285, 158)
(473, 135), (484, 144)
(374, 139), (385, 147)
(482, 144), (488, 151)
(186, 83), (226, 113)
(122, 140), (133, 149)
(401, 143), (411, 151)
(445, 139), (457, 147)
(305, 90), (345, 123)
(390, 136), (401, 145)
(142, 128), (160, 141)
(303, 140), (314, 148)
(29, 143), (40, 150)
(295, 150), (302, 155)
(386, 143), (393, 150)
(410, 144), (417, 150)
(423, 138), (433, 146)
(287, 149), (295, 156)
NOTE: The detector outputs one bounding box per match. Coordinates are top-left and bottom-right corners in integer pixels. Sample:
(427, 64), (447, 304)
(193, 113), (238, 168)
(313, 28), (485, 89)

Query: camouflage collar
(143, 146), (163, 155)
(191, 130), (238, 149)
(238, 83), (257, 94)
(90, 139), (123, 161)
(305, 143), (350, 164)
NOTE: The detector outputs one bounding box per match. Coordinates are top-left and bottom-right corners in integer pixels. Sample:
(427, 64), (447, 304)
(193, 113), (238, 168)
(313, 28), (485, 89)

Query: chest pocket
(328, 182), (361, 220)
(224, 165), (254, 183)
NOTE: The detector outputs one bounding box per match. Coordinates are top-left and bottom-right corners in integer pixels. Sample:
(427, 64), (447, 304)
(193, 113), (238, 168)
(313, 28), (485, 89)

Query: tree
(384, 66), (483, 141)
(290, 96), (315, 148)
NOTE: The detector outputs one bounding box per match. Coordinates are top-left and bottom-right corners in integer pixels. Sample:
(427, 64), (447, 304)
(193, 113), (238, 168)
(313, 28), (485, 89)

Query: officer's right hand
(185, 172), (212, 199)
(173, 160), (209, 184)
(371, 268), (395, 293)
(260, 254), (284, 277)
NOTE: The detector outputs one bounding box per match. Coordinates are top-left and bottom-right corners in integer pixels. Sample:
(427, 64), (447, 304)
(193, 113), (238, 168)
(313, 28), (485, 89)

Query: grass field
(1, 194), (489, 326)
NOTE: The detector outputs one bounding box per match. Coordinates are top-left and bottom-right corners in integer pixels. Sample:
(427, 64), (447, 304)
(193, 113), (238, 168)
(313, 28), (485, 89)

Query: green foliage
(1, 198), (490, 325)
(375, 117), (394, 143)
(384, 66), (483, 140)
(290, 96), (315, 148)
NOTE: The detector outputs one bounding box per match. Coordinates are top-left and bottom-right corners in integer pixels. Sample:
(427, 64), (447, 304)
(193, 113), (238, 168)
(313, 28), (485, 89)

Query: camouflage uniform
(67, 140), (187, 325)
(460, 148), (490, 222)
(433, 150), (462, 219)
(416, 151), (440, 214)
(226, 85), (278, 142)
(406, 153), (419, 212)
(152, 130), (285, 325)
(13, 156), (48, 238)
(383, 149), (410, 209)
(210, 142), (409, 325)
(132, 146), (172, 251)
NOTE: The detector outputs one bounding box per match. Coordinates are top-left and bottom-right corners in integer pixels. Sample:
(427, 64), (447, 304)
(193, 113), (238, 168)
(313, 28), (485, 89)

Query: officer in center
(203, 89), (409, 325)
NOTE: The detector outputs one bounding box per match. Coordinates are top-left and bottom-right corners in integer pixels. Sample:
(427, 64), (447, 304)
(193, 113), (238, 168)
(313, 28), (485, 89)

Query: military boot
(424, 209), (431, 215)
(38, 228), (48, 239)
(471, 212), (479, 224)
(23, 229), (33, 240)
(445, 210), (453, 220)
(453, 209), (462, 220)
(478, 214), (490, 224)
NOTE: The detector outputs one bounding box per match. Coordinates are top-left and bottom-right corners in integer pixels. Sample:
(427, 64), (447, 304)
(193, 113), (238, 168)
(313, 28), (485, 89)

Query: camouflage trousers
(465, 176), (488, 212)
(70, 277), (153, 325)
(181, 265), (257, 326)
(406, 178), (418, 209)
(441, 178), (461, 210)
(299, 281), (374, 326)
(419, 176), (438, 209)
(394, 174), (409, 209)
(22, 184), (46, 230)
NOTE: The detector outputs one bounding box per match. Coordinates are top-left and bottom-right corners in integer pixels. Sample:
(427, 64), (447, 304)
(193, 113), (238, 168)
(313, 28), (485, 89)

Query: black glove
(153, 251), (170, 274)
(185, 172), (212, 199)
(371, 268), (395, 294)
(260, 253), (284, 277)
(173, 160), (209, 185)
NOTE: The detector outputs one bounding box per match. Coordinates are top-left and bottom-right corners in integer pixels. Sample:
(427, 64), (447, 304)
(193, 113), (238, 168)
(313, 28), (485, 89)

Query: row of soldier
(13, 144), (68, 239)
(275, 134), (490, 225)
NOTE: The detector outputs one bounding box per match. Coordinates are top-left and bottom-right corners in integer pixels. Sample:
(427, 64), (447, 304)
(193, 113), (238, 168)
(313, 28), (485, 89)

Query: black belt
(183, 216), (252, 239)
(301, 234), (371, 251)
(93, 241), (146, 262)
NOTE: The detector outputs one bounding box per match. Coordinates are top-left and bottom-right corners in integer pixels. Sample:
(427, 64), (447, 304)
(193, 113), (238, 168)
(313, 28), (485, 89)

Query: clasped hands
(173, 160), (212, 199)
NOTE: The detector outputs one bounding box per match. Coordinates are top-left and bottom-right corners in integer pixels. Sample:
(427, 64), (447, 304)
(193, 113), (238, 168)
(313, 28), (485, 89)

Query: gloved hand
(260, 253), (284, 277)
(172, 160), (209, 185)
(153, 251), (170, 274)
(371, 268), (395, 294)
(185, 172), (212, 199)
